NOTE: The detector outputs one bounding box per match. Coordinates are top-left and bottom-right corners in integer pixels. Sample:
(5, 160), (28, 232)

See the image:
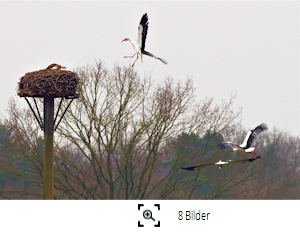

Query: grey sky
(0, 1), (299, 137)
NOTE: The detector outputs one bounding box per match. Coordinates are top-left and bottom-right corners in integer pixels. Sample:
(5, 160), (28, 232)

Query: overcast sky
(0, 1), (299, 137)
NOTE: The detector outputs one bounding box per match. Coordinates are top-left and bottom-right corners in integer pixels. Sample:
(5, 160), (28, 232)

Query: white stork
(181, 156), (261, 172)
(122, 13), (167, 67)
(217, 123), (268, 154)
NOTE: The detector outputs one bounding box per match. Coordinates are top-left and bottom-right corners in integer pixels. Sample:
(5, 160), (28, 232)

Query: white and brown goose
(122, 13), (167, 67)
(181, 156), (261, 172)
(217, 123), (268, 155)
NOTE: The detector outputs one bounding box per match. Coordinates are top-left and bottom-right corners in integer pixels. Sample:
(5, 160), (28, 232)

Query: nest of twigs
(18, 69), (80, 98)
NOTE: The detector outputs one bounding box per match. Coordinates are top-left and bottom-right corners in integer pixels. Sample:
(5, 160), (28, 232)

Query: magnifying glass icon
(143, 209), (155, 221)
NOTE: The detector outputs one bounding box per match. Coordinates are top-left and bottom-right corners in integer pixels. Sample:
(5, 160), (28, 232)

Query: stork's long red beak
(121, 39), (126, 42)
(230, 149), (234, 152)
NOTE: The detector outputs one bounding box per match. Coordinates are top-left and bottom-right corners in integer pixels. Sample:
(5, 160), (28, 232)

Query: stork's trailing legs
(124, 53), (139, 67)
(124, 54), (136, 59)
(132, 55), (139, 67)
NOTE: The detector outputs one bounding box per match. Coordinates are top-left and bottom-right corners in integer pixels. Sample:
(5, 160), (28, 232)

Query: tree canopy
(1, 60), (299, 199)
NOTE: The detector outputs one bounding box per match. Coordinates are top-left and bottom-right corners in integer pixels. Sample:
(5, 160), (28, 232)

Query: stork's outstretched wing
(142, 50), (168, 64)
(137, 13), (148, 51)
(181, 163), (215, 171)
(227, 156), (261, 164)
(181, 156), (261, 171)
(217, 142), (236, 150)
(243, 123), (268, 149)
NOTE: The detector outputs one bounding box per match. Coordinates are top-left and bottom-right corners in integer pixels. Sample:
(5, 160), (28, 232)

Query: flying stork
(122, 13), (167, 67)
(217, 123), (268, 154)
(181, 156), (261, 172)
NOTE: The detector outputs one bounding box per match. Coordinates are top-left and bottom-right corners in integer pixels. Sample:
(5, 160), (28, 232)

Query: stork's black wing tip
(249, 155), (262, 162)
(181, 167), (195, 171)
(216, 143), (225, 149)
(141, 13), (148, 20)
(140, 13), (149, 26)
(256, 123), (268, 131)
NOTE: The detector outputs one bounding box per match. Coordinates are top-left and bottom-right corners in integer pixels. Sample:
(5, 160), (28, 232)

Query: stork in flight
(217, 123), (268, 155)
(181, 156), (261, 172)
(122, 13), (167, 67)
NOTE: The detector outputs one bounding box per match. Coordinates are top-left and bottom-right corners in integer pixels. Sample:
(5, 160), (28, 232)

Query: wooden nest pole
(18, 66), (81, 199)
(44, 97), (54, 199)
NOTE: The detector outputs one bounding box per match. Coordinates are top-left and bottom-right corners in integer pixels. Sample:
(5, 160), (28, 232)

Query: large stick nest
(18, 69), (81, 98)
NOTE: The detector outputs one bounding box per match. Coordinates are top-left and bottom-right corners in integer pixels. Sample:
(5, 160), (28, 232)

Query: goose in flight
(122, 13), (167, 67)
(181, 156), (261, 172)
(217, 123), (268, 154)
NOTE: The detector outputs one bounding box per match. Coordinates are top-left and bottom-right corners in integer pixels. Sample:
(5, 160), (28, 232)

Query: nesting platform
(18, 69), (80, 99)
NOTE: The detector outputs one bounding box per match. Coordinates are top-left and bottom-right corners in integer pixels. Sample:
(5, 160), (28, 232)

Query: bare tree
(0, 60), (250, 199)
(53, 60), (241, 199)
(1, 99), (44, 198)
